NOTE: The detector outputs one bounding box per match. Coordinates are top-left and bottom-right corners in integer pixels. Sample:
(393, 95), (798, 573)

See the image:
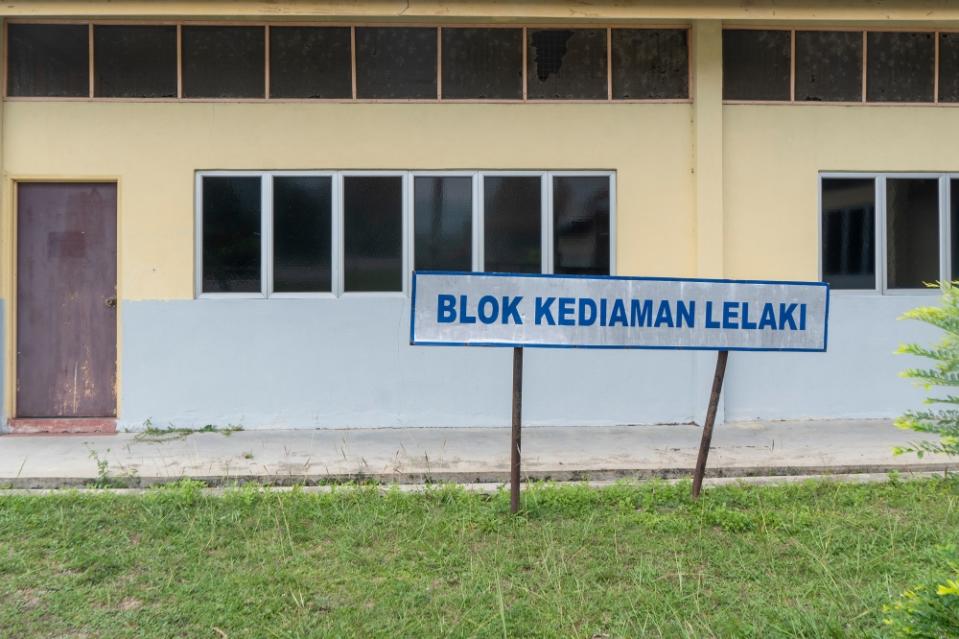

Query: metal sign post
(511, 347), (523, 514)
(410, 271), (829, 512)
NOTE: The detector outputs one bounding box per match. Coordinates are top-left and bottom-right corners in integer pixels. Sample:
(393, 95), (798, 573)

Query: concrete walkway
(0, 419), (954, 488)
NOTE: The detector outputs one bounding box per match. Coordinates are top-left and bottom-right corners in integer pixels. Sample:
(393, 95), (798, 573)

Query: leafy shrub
(883, 547), (959, 638)
(896, 282), (959, 457)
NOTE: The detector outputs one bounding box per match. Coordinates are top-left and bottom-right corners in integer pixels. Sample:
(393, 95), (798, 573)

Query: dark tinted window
(553, 176), (610, 275)
(821, 178), (876, 290)
(795, 31), (862, 102)
(441, 28), (522, 100)
(886, 178), (939, 289)
(344, 176), (404, 291)
(182, 26), (265, 98)
(273, 177), (332, 292)
(355, 27), (437, 99)
(484, 176), (541, 273)
(269, 27), (352, 99)
(527, 29), (607, 100)
(612, 29), (688, 99)
(94, 25), (177, 98)
(202, 177), (262, 293)
(8, 24), (89, 97)
(722, 30), (790, 101)
(953, 180), (959, 279)
(414, 176), (472, 271)
(938, 33), (959, 103)
(866, 32), (934, 102)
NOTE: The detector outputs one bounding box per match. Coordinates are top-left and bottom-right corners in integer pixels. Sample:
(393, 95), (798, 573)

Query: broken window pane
(821, 178), (876, 290)
(938, 33), (959, 103)
(94, 25), (177, 98)
(553, 176), (610, 275)
(344, 176), (404, 291)
(355, 27), (437, 99)
(722, 29), (790, 101)
(886, 178), (939, 289)
(269, 27), (352, 99)
(8, 24), (89, 97)
(441, 28), (522, 100)
(414, 176), (473, 271)
(866, 32), (934, 102)
(795, 31), (862, 102)
(527, 29), (607, 100)
(182, 26), (265, 98)
(484, 176), (541, 273)
(273, 177), (333, 292)
(202, 176), (262, 293)
(612, 29), (688, 99)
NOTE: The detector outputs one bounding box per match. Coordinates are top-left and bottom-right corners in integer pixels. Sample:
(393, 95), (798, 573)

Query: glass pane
(441, 28), (522, 100)
(795, 31), (862, 102)
(182, 26), (265, 98)
(273, 177), (332, 292)
(866, 32), (934, 103)
(821, 178), (876, 290)
(344, 176), (404, 292)
(414, 177), (472, 271)
(269, 27), (352, 99)
(953, 180), (959, 280)
(553, 176), (610, 275)
(94, 25), (177, 98)
(939, 34), (959, 103)
(355, 27), (437, 99)
(202, 177), (261, 293)
(612, 29), (688, 100)
(484, 176), (541, 273)
(722, 30), (790, 101)
(8, 24), (89, 97)
(527, 29), (608, 100)
(886, 178), (939, 289)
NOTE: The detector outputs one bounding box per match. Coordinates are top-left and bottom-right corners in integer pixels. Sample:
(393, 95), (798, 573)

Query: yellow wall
(723, 105), (959, 280)
(1, 102), (695, 299)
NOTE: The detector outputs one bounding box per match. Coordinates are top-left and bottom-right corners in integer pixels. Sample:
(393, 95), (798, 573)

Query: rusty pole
(510, 347), (524, 514)
(692, 350), (729, 499)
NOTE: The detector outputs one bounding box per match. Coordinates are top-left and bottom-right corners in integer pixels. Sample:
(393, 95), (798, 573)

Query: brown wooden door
(17, 183), (117, 417)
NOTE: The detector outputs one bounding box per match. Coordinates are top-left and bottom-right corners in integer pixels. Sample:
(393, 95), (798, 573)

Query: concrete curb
(3, 462), (956, 490)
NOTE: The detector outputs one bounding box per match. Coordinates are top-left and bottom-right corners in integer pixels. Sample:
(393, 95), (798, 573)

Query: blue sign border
(410, 271), (830, 353)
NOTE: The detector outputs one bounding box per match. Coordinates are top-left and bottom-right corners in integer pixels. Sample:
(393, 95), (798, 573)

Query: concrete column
(692, 20), (724, 278)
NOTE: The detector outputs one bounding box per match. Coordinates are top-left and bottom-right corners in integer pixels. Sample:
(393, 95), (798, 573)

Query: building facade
(0, 1), (955, 431)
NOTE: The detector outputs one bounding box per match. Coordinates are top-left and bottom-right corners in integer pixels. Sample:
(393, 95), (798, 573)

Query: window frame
(818, 171), (952, 295)
(196, 169), (616, 299)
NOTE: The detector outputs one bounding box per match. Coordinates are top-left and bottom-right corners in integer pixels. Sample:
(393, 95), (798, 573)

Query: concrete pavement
(0, 419), (954, 488)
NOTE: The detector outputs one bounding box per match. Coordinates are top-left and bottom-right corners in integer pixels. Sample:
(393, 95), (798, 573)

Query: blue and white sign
(411, 272), (829, 352)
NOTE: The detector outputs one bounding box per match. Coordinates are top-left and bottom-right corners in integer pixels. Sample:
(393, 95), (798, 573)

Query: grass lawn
(1, 477), (958, 638)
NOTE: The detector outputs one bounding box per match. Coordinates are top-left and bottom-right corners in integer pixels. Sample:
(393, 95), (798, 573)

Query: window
(441, 28), (523, 100)
(343, 176), (405, 292)
(414, 176), (473, 271)
(269, 27), (352, 99)
(866, 32), (934, 103)
(527, 29), (608, 100)
(198, 171), (614, 297)
(722, 29), (791, 101)
(355, 27), (437, 99)
(182, 26), (265, 98)
(795, 31), (862, 102)
(94, 25), (178, 98)
(938, 33), (959, 103)
(8, 24), (89, 97)
(611, 29), (688, 100)
(820, 174), (955, 292)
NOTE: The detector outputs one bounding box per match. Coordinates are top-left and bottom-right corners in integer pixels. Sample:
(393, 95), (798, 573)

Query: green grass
(1, 477), (958, 638)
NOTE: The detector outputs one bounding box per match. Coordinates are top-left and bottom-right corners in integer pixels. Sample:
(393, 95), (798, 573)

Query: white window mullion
(403, 172), (412, 293)
(194, 172), (204, 297)
(541, 172), (551, 274)
(262, 173), (272, 298)
(943, 175), (952, 285)
(334, 172), (345, 297)
(877, 175), (887, 293)
(476, 173), (485, 272)
(609, 171), (617, 276)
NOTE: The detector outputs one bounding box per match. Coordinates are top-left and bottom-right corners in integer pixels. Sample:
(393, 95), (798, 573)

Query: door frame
(7, 177), (122, 420)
